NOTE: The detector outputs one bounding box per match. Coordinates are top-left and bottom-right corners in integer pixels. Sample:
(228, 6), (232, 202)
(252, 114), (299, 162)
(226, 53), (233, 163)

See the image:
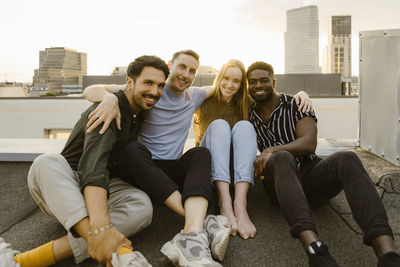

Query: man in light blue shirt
(83, 50), (228, 267)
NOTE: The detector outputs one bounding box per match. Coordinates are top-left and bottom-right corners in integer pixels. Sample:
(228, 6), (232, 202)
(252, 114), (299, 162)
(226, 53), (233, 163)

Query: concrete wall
(0, 96), (359, 140)
(313, 97), (358, 139)
(0, 98), (91, 138)
(82, 75), (126, 89)
(275, 74), (342, 96)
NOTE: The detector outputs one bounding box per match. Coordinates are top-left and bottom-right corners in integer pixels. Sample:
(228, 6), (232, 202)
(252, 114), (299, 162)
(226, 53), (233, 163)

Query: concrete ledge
(0, 153), (44, 162)
(0, 138), (358, 162)
(0, 139), (66, 161)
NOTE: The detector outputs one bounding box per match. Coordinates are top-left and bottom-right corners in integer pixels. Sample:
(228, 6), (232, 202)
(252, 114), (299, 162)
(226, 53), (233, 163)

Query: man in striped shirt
(247, 61), (400, 267)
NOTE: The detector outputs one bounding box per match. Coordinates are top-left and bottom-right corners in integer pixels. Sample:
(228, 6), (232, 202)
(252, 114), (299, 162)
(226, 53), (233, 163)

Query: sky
(0, 0), (399, 82)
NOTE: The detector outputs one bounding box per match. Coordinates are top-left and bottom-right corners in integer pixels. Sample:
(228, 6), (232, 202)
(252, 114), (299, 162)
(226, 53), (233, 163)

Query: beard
(250, 85), (274, 103)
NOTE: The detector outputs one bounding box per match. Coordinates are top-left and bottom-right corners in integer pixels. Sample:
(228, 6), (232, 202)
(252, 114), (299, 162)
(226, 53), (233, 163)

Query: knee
(209, 119), (231, 135)
(232, 120), (255, 134)
(28, 153), (62, 187)
(31, 153), (61, 170)
(265, 151), (297, 176)
(187, 146), (211, 162)
(268, 151), (296, 166)
(232, 120), (256, 142)
(331, 151), (361, 167)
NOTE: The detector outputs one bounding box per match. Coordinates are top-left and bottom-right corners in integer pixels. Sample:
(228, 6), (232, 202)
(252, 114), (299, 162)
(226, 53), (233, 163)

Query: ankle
(218, 196), (232, 208)
(233, 199), (247, 209)
(372, 235), (396, 257)
(219, 201), (234, 212)
(298, 230), (319, 250)
(183, 223), (203, 234)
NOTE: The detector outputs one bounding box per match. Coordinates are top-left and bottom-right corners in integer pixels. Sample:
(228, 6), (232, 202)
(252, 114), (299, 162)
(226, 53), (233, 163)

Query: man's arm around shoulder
(83, 84), (125, 103)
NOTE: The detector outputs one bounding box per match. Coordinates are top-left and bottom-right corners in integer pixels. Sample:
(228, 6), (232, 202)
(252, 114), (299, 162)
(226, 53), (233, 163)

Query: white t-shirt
(138, 85), (207, 160)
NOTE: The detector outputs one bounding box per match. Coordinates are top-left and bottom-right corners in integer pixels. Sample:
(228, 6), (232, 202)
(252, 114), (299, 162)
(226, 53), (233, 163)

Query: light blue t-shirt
(138, 85), (207, 160)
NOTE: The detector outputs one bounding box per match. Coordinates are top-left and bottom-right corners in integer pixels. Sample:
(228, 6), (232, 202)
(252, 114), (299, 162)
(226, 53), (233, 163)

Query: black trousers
(117, 141), (212, 205)
(262, 150), (393, 245)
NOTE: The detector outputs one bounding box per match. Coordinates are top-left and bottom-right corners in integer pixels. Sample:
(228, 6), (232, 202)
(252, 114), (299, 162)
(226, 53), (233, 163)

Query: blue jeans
(200, 119), (257, 185)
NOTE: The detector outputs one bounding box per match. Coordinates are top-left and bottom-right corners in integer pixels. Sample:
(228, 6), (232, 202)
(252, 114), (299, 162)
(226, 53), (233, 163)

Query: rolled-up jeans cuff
(64, 207), (89, 238)
(212, 176), (231, 184)
(290, 225), (318, 239)
(363, 226), (394, 246)
(235, 176), (254, 186)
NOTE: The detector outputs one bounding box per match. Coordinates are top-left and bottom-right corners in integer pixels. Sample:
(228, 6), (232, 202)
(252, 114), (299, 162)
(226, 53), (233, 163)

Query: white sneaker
(204, 215), (230, 261)
(111, 251), (152, 267)
(160, 230), (222, 267)
(0, 238), (20, 267)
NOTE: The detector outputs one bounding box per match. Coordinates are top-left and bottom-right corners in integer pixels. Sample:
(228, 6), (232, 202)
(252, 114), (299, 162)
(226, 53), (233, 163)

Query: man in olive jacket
(0, 55), (169, 267)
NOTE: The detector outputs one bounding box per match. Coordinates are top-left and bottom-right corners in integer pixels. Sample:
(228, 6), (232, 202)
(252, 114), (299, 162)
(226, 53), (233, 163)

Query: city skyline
(0, 0), (399, 82)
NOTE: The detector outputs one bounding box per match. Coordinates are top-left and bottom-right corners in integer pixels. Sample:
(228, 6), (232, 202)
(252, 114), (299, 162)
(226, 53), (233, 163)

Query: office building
(327, 16), (352, 77)
(33, 47), (87, 94)
(285, 5), (320, 74)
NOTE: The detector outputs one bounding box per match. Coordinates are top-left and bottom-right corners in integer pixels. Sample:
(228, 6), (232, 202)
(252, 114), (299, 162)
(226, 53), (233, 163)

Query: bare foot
(234, 204), (256, 239)
(220, 202), (238, 236)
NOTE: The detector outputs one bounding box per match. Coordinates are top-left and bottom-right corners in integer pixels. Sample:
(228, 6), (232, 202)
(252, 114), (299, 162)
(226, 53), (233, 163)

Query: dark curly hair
(127, 55), (169, 81)
(247, 61), (274, 78)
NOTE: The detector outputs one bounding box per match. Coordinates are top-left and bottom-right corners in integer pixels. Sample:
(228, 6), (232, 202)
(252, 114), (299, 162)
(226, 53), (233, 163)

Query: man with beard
(83, 50), (226, 267)
(0, 55), (169, 267)
(247, 61), (400, 267)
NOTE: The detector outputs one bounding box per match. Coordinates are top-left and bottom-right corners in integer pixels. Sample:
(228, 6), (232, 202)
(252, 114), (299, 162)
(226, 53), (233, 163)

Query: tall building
(33, 47), (87, 94)
(285, 6), (320, 74)
(327, 16), (352, 77)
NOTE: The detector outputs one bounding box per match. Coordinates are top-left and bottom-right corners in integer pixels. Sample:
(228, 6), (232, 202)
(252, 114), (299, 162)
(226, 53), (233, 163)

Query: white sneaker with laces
(204, 215), (230, 261)
(160, 230), (222, 267)
(0, 238), (20, 267)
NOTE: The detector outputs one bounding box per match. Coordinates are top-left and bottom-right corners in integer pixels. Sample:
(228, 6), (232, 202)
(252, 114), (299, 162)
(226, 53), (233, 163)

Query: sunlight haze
(0, 0), (399, 82)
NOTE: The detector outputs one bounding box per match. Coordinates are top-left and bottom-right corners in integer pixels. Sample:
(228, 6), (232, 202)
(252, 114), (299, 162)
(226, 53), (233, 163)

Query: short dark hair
(171, 49), (200, 63)
(247, 61), (275, 79)
(127, 55), (169, 81)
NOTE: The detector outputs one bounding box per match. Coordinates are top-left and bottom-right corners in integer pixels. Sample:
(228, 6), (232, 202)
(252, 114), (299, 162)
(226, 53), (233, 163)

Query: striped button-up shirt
(249, 93), (318, 164)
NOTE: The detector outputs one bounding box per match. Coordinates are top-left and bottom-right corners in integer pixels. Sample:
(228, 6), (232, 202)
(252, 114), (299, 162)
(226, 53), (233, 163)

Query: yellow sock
(14, 240), (55, 267)
(118, 246), (134, 255)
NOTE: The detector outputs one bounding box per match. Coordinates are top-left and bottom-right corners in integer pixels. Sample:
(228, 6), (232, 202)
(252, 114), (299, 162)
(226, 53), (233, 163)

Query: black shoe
(378, 252), (400, 267)
(307, 241), (339, 267)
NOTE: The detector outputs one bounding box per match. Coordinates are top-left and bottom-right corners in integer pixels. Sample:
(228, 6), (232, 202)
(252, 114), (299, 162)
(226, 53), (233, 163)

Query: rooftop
(1, 138), (400, 266)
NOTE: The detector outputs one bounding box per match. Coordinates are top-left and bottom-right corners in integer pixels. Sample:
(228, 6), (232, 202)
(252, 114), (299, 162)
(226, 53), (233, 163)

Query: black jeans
(117, 141), (212, 205)
(262, 150), (393, 245)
